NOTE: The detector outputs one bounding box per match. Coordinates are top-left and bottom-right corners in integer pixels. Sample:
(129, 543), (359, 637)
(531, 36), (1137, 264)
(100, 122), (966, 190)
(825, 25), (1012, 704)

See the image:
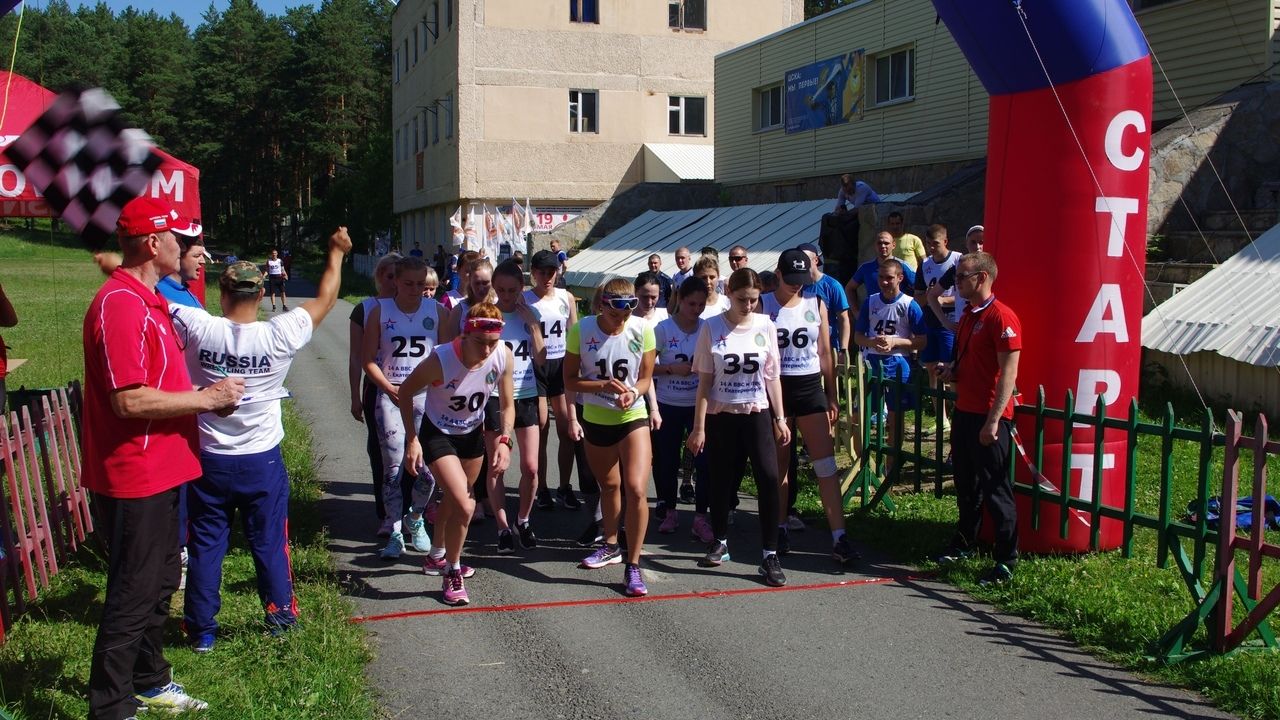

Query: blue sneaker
(191, 633), (216, 654)
(136, 681), (208, 712)
(406, 516), (431, 553)
(380, 532), (405, 560)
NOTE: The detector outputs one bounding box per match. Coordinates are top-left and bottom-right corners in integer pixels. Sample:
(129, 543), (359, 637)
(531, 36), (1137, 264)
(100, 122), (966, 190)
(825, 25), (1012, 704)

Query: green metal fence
(836, 361), (1276, 662)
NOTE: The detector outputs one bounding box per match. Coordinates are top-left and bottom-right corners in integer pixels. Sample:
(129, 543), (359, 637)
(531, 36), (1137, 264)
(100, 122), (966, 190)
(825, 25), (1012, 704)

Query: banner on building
(784, 50), (865, 134)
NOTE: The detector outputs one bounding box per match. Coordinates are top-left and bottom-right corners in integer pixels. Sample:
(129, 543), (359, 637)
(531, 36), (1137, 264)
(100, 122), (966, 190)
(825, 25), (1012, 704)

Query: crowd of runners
(348, 237), (953, 605)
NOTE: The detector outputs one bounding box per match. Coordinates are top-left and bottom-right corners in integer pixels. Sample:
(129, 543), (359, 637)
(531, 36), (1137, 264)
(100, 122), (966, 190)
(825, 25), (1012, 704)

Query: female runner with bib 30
(564, 278), (657, 597)
(686, 268), (791, 587)
(401, 303), (514, 606)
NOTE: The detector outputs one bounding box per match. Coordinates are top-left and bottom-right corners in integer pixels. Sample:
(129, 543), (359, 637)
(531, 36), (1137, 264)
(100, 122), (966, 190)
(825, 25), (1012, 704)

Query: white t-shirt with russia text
(172, 305), (313, 455)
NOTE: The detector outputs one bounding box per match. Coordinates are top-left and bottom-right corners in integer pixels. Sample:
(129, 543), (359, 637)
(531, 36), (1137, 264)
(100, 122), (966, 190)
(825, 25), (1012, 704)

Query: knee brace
(813, 455), (838, 478)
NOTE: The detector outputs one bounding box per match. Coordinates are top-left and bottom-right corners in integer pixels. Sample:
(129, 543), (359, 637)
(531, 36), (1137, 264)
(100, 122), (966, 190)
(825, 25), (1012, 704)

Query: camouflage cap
(220, 260), (265, 294)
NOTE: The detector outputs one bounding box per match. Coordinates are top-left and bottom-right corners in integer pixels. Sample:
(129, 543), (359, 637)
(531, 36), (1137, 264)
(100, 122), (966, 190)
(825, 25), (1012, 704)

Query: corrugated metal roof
(1141, 223), (1280, 367)
(643, 143), (714, 181)
(563, 199), (831, 291)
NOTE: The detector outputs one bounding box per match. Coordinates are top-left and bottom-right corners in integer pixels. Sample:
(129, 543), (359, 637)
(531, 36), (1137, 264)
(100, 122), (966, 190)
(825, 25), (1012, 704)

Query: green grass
(0, 227), (377, 719)
(780, 401), (1280, 719)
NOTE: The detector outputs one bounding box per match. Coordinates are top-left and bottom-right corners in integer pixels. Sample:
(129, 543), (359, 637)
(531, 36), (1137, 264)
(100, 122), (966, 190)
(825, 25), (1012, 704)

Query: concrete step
(1144, 261), (1215, 285)
(1199, 208), (1277, 232)
(1162, 230), (1257, 263)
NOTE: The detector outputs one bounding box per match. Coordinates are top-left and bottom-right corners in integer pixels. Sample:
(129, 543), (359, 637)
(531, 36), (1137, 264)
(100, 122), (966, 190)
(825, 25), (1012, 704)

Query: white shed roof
(563, 199), (831, 291)
(643, 143), (714, 182)
(1141, 223), (1280, 367)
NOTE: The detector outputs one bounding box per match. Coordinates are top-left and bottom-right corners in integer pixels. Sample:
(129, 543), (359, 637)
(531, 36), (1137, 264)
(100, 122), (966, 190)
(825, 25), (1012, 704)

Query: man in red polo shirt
(926, 251), (1022, 586)
(82, 196), (244, 720)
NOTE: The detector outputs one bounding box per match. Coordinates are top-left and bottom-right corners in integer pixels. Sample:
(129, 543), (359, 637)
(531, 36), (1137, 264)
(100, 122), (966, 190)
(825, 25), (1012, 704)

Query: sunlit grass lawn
(0, 227), (376, 719)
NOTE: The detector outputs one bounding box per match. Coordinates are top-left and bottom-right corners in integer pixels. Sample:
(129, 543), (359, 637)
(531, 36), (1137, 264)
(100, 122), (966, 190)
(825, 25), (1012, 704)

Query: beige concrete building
(391, 0), (804, 249)
(714, 0), (1280, 193)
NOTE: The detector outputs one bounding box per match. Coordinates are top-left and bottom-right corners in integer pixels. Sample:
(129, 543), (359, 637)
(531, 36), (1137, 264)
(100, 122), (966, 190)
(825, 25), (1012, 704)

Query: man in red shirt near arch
(927, 251), (1022, 586)
(82, 196), (244, 719)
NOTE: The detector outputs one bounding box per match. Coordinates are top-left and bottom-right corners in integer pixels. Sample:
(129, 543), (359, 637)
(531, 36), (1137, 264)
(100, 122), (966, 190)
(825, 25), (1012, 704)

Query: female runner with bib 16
(401, 303), (514, 606)
(564, 278), (657, 597)
(686, 268), (791, 587)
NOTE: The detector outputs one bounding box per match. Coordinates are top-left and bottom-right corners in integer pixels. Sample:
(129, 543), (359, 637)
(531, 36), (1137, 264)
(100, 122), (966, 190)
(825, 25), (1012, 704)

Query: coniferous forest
(0, 0), (392, 255)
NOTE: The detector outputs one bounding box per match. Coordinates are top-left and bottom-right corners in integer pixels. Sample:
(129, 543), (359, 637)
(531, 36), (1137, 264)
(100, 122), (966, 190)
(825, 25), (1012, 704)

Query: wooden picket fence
(0, 383), (91, 645)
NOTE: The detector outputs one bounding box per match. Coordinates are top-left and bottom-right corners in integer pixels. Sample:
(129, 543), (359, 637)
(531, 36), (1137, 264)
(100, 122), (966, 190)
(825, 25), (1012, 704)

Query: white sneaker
(380, 532), (405, 559)
(135, 680), (209, 713)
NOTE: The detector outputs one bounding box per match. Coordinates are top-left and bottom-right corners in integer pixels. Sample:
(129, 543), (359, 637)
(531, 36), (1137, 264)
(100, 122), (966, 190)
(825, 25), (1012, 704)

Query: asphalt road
(278, 286), (1232, 720)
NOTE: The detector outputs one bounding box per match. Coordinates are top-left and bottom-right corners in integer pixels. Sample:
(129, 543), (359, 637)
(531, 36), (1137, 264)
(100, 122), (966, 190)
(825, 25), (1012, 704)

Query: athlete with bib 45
(401, 303), (515, 605)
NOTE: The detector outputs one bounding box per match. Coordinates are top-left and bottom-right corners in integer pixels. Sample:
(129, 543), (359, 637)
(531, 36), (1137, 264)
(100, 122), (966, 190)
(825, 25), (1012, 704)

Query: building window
(755, 85), (782, 131)
(445, 92), (454, 138)
(569, 89), (598, 133)
(432, 107), (439, 144)
(446, 0), (453, 28)
(393, 48), (400, 83)
(668, 0), (706, 30)
(668, 95), (706, 136)
(570, 0), (598, 23)
(412, 26), (419, 63)
(874, 46), (915, 105)
(413, 118), (419, 151)
(402, 38), (409, 73)
(394, 128), (401, 162)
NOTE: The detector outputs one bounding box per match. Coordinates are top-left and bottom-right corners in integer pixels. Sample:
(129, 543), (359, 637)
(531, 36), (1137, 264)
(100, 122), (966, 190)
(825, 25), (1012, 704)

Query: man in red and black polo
(927, 251), (1022, 586)
(82, 196), (244, 720)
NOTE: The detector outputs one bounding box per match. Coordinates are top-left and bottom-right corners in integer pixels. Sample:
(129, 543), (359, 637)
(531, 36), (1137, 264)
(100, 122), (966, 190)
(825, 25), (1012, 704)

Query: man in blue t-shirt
(158, 224), (207, 309)
(846, 231), (916, 323)
(797, 242), (851, 363)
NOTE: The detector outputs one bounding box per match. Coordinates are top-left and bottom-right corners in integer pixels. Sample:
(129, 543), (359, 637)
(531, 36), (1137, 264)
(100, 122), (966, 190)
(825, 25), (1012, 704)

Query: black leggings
(706, 411), (781, 551)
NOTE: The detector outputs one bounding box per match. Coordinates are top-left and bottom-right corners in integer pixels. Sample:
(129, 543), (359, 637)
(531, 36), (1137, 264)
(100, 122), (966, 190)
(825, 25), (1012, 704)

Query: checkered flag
(7, 87), (162, 249)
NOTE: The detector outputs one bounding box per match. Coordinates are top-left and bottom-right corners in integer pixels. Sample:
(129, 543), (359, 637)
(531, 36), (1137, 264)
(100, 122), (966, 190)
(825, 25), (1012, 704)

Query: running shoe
(934, 545), (975, 565)
(787, 512), (807, 531)
(376, 516), (395, 538)
(191, 632), (215, 654)
(580, 543), (623, 569)
(576, 520), (603, 547)
(658, 507), (679, 534)
(536, 488), (555, 510)
(776, 526), (791, 556)
(556, 486), (581, 509)
(422, 555), (475, 577)
(700, 540), (730, 567)
(623, 563), (648, 597)
(442, 568), (470, 606)
(406, 516), (431, 553)
(679, 482), (696, 505)
(496, 529), (515, 555)
(978, 562), (1014, 587)
(690, 513), (714, 544)
(379, 532), (405, 560)
(832, 535), (861, 564)
(516, 522), (538, 550)
(135, 681), (208, 713)
(281, 304), (288, 311)
(758, 553), (787, 587)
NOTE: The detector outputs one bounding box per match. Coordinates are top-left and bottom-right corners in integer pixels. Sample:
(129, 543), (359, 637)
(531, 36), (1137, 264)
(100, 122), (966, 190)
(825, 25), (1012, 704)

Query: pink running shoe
(442, 569), (469, 606)
(580, 543), (623, 569)
(690, 513), (714, 544)
(422, 555), (475, 578)
(658, 507), (679, 534)
(623, 563), (648, 597)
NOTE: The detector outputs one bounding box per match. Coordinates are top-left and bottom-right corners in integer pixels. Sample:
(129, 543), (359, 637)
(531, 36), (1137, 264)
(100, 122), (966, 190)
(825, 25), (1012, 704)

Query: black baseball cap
(779, 249), (812, 285)
(530, 249), (559, 270)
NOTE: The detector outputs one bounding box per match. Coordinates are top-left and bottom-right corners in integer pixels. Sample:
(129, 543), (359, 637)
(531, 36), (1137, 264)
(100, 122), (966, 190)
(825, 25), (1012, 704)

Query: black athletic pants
(88, 488), (180, 720)
(362, 380), (386, 519)
(951, 410), (1018, 564)
(707, 411), (780, 551)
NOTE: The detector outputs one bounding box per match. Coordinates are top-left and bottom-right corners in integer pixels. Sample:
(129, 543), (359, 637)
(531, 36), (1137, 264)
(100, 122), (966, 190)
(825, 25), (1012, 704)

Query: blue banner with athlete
(784, 50), (864, 134)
